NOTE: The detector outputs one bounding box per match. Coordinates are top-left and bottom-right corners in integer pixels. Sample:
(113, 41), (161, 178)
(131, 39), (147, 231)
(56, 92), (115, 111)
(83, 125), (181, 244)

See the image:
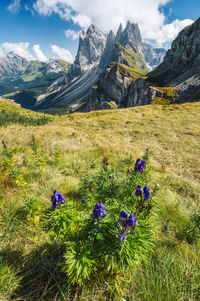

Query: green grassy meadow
(0, 98), (200, 300)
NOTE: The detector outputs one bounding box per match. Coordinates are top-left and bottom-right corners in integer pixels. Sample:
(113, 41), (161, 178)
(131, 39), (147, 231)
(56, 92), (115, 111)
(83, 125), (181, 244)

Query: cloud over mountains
(0, 42), (74, 63)
(33, 0), (193, 47)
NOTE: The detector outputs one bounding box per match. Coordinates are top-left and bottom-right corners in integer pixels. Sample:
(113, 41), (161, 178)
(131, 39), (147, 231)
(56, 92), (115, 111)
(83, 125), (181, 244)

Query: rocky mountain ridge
(0, 52), (69, 80)
(0, 53), (70, 108)
(36, 21), (154, 111)
(5, 17), (200, 112)
(148, 18), (200, 102)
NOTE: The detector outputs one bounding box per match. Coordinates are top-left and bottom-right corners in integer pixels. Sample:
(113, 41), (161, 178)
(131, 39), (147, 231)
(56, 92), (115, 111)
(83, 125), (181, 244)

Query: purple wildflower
(129, 213), (136, 227)
(93, 203), (107, 221)
(146, 148), (149, 152)
(119, 211), (137, 242)
(135, 185), (142, 197)
(120, 210), (128, 219)
(134, 158), (146, 173)
(143, 185), (150, 201)
(120, 230), (126, 242)
(51, 190), (66, 209)
(109, 176), (114, 181)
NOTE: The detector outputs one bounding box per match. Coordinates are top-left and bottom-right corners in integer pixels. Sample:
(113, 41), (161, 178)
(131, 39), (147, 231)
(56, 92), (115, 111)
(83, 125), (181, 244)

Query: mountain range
(0, 52), (70, 108)
(2, 17), (200, 112)
(35, 22), (167, 112)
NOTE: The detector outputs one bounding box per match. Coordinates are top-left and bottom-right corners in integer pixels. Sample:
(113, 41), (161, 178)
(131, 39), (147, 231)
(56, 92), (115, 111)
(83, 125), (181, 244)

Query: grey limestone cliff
(73, 24), (106, 72)
(148, 18), (200, 102)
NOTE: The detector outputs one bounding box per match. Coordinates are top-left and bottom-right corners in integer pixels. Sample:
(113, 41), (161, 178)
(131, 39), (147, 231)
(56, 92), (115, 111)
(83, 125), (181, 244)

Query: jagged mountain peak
(6, 51), (22, 59)
(79, 29), (86, 39)
(106, 30), (116, 44)
(116, 23), (123, 41)
(100, 30), (116, 69)
(73, 23), (106, 72)
(116, 21), (142, 52)
(87, 24), (101, 33)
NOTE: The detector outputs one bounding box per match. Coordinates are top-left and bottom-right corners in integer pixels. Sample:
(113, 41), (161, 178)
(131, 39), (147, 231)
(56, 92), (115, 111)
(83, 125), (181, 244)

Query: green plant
(48, 151), (156, 291)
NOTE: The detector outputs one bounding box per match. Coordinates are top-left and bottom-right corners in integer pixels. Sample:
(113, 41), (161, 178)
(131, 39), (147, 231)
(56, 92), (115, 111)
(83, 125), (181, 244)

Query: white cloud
(51, 45), (74, 62)
(155, 19), (193, 46)
(64, 29), (80, 40)
(8, 0), (21, 14)
(0, 42), (34, 60)
(34, 0), (194, 47)
(33, 44), (48, 61)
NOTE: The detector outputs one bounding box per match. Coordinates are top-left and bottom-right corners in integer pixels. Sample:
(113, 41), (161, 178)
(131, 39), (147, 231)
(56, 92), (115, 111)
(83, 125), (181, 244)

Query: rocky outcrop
(142, 43), (166, 69)
(148, 18), (200, 102)
(99, 62), (135, 106)
(100, 22), (148, 72)
(127, 78), (163, 107)
(80, 64), (164, 112)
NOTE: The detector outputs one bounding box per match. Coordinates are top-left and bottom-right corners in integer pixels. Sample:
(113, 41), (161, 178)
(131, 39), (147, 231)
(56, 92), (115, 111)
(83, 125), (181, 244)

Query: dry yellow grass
(1, 101), (199, 178)
(1, 98), (200, 299)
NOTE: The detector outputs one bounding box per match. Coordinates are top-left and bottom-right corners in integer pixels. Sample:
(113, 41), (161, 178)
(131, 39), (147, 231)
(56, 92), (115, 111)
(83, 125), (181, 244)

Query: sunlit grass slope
(0, 98), (200, 300)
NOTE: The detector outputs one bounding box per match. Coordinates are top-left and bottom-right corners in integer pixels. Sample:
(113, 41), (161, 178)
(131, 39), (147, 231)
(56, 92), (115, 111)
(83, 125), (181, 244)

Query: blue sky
(0, 0), (199, 62)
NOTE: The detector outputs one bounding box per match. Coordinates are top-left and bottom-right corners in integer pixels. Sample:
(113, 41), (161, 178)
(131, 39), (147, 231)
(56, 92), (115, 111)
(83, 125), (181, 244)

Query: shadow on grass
(0, 242), (76, 300)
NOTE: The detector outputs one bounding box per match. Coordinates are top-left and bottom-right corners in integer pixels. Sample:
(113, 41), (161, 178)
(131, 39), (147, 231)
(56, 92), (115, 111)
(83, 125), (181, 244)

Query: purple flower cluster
(134, 158), (146, 173)
(118, 211), (136, 241)
(93, 203), (107, 222)
(135, 185), (150, 201)
(135, 185), (152, 214)
(51, 190), (66, 209)
(143, 185), (150, 200)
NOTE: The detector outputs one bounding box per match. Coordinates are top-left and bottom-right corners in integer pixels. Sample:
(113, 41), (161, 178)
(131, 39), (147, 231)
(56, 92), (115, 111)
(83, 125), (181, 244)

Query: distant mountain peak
(6, 51), (24, 60)
(142, 43), (166, 70)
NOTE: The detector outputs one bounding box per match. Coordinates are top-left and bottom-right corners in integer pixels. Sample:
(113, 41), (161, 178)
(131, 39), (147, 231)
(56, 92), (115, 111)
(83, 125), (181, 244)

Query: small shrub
(47, 150), (156, 291)
(153, 97), (171, 105)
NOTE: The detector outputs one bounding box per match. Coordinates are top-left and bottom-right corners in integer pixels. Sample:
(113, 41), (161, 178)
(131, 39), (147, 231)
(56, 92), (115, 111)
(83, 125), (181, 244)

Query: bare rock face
(73, 24), (106, 72)
(99, 30), (116, 69)
(142, 43), (166, 69)
(99, 63), (133, 106)
(127, 78), (163, 107)
(148, 18), (200, 102)
(116, 21), (143, 53)
(100, 22), (148, 72)
(37, 21), (149, 111)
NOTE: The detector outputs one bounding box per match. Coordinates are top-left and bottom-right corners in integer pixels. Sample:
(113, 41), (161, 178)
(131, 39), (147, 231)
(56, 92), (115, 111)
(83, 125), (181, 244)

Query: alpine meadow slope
(0, 97), (200, 299)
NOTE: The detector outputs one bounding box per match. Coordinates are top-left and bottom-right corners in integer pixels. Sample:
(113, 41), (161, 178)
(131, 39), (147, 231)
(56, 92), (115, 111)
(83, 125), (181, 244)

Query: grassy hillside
(0, 98), (200, 300)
